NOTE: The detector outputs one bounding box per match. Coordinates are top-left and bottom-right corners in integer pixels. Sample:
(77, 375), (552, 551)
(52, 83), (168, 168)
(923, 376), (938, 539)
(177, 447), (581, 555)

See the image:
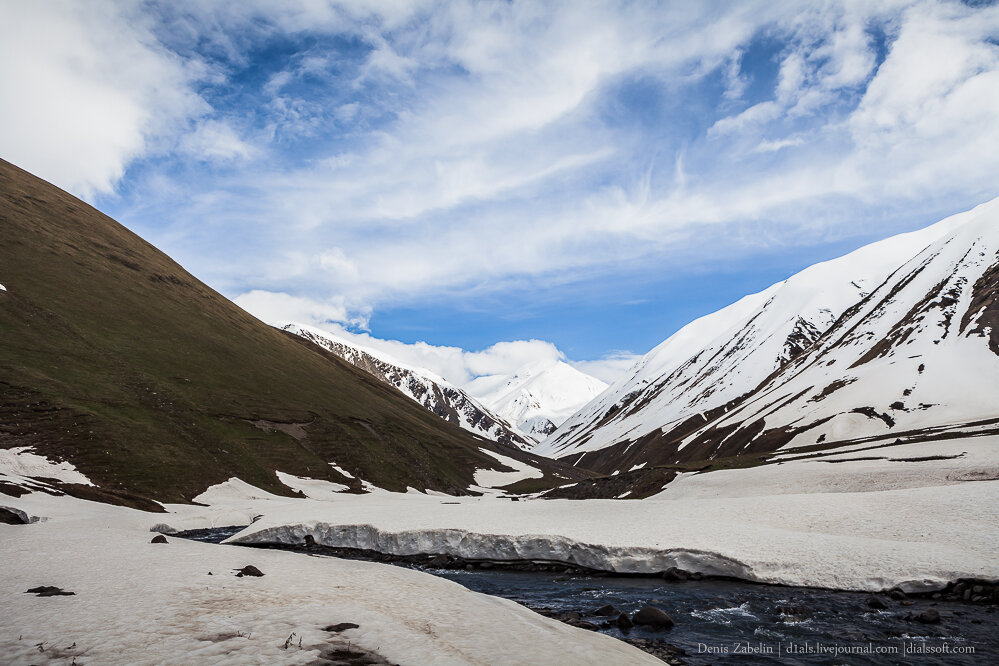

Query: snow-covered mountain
(464, 361), (608, 440)
(535, 202), (984, 471)
(284, 324), (534, 449)
(675, 199), (999, 460)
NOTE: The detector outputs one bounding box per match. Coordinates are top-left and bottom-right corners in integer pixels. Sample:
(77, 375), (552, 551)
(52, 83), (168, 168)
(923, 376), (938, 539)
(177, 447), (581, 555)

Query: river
(177, 526), (995, 664)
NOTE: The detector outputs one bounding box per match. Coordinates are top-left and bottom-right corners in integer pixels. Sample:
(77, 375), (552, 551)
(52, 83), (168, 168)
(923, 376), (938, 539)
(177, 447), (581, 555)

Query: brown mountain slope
(0, 158), (572, 505)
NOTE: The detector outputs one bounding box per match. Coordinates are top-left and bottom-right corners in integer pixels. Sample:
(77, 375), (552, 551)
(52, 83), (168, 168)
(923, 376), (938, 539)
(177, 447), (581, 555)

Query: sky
(2, 0), (999, 384)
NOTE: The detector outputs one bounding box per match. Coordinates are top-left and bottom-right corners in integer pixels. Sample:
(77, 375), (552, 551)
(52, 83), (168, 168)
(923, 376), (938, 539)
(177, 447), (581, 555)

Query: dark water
(432, 570), (995, 664)
(177, 527), (996, 664)
(173, 525), (246, 543)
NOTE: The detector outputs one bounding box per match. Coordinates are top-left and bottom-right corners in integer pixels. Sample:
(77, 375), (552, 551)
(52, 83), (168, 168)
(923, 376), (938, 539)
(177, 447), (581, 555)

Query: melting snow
(224, 435), (999, 593)
(0, 447), (93, 486)
(328, 463), (354, 479)
(472, 449), (543, 488)
(1, 492), (658, 665)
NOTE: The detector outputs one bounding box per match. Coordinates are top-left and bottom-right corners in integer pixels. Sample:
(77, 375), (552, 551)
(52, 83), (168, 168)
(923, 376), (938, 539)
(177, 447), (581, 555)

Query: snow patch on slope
(276, 471), (349, 499)
(0, 447), (92, 486)
(224, 436), (999, 592)
(472, 449), (544, 489)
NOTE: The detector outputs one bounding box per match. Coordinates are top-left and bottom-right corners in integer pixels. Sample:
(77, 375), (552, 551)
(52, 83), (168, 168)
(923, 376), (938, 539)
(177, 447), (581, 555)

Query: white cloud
(234, 290), (370, 330)
(570, 352), (643, 384)
(0, 0), (207, 198)
(7, 0), (999, 365)
(180, 119), (256, 162)
(287, 321), (603, 386)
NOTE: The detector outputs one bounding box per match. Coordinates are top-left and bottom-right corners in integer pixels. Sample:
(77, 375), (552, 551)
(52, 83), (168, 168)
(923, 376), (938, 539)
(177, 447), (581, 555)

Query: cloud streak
(2, 0), (998, 367)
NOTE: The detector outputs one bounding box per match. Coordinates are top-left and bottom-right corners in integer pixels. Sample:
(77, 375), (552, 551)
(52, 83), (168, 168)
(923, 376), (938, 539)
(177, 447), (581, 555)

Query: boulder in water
(633, 605), (675, 629)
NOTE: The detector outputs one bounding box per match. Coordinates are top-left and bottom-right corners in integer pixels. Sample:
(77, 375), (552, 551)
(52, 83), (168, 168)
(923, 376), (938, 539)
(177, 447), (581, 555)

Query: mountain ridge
(282, 323), (534, 449)
(0, 158), (571, 504)
(536, 200), (994, 475)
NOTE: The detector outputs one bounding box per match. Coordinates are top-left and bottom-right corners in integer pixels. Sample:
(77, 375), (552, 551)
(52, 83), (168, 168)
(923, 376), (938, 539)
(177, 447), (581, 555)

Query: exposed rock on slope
(283, 324), (533, 449)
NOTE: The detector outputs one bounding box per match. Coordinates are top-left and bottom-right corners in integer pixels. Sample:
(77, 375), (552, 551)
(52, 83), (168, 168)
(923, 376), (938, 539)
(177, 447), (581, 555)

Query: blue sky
(2, 1), (999, 382)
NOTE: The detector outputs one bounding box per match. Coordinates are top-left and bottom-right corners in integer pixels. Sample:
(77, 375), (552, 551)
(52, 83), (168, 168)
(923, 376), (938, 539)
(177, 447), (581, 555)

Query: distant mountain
(536, 203), (988, 474)
(0, 158), (573, 505)
(283, 324), (533, 449)
(465, 361), (608, 440)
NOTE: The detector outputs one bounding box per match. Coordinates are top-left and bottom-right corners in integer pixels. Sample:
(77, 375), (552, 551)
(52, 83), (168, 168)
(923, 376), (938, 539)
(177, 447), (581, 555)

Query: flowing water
(431, 569), (994, 664)
(177, 527), (996, 664)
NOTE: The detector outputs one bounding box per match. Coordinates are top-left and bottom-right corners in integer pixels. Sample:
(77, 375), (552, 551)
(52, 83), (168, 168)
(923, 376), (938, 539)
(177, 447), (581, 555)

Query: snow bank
(0, 447), (93, 486)
(224, 437), (999, 592)
(276, 471), (349, 499)
(0, 493), (660, 665)
(472, 449), (543, 488)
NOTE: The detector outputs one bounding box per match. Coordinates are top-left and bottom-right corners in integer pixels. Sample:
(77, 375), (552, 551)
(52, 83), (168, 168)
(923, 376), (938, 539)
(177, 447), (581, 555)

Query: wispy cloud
(2, 0), (998, 367)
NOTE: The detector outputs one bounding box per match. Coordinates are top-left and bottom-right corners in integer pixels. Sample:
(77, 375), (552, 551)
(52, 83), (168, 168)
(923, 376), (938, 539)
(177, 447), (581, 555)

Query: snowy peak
(284, 324), (534, 449)
(536, 201), (983, 468)
(465, 361), (608, 441)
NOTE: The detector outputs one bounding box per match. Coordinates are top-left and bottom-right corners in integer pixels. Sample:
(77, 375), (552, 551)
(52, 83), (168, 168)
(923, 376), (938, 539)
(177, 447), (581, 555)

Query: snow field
(225, 437), (999, 593)
(0, 493), (661, 665)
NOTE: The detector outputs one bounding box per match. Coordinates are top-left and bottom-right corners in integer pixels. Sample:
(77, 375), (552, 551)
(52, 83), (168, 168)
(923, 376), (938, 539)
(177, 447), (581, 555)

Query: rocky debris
(594, 604), (620, 617)
(661, 567), (689, 581)
(235, 565), (264, 577)
(541, 467), (678, 500)
(324, 623), (360, 632)
(150, 534), (168, 544)
(911, 579), (999, 605)
(623, 639), (688, 665)
(614, 613), (634, 630)
(774, 604), (813, 623)
(917, 609), (941, 624)
(888, 588), (907, 601)
(867, 595), (888, 610)
(25, 586), (75, 597)
(632, 605), (675, 629)
(1, 506), (31, 524)
(568, 619), (600, 631)
(426, 554), (450, 568)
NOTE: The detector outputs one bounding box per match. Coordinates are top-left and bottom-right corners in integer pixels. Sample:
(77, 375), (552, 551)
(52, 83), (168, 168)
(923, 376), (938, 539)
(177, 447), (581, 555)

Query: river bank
(179, 526), (998, 664)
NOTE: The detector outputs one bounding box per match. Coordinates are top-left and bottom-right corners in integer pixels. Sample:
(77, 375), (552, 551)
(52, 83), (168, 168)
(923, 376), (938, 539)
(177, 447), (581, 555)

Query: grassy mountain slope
(0, 158), (556, 504)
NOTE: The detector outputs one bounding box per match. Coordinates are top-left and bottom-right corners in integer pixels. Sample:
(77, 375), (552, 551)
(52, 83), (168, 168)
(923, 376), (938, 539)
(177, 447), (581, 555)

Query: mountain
(536, 203), (983, 473)
(0, 158), (572, 505)
(465, 361), (608, 440)
(674, 200), (999, 460)
(282, 323), (533, 449)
